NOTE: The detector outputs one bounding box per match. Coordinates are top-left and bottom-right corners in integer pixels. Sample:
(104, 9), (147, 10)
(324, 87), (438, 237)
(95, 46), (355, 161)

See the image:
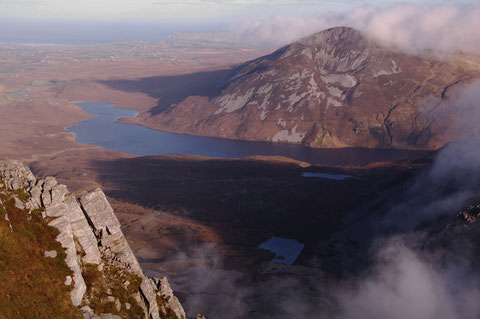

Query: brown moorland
(0, 41), (268, 161)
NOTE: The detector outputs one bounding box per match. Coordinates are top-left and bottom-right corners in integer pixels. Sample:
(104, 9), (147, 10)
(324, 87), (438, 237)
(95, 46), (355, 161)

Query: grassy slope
(0, 180), (180, 319)
(0, 186), (83, 319)
(82, 263), (145, 318)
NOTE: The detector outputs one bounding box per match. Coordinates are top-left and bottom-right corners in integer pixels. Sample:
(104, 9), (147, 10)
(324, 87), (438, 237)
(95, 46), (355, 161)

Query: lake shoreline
(68, 102), (428, 166)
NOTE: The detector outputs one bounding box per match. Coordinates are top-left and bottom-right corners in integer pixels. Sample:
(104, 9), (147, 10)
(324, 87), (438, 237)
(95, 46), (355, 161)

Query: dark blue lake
(259, 237), (304, 265)
(68, 102), (426, 165)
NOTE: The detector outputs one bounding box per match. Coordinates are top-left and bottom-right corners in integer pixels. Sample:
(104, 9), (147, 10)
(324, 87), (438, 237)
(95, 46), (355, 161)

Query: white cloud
(231, 3), (480, 53)
(335, 237), (480, 319)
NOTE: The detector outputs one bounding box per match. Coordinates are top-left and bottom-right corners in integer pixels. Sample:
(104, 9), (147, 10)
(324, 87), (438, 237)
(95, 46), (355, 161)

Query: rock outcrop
(144, 26), (480, 150)
(0, 160), (186, 319)
(423, 200), (480, 267)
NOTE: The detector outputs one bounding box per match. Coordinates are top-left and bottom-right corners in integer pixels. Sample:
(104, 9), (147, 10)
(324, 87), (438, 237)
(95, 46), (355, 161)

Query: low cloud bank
(335, 79), (480, 319)
(382, 80), (480, 232)
(335, 237), (480, 319)
(231, 3), (480, 54)
(166, 244), (250, 318)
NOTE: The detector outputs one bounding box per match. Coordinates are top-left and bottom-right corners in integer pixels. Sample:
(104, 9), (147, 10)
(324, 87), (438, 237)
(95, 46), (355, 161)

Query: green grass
(83, 263), (145, 318)
(0, 188), (83, 319)
(0, 181), (175, 319)
(11, 189), (29, 202)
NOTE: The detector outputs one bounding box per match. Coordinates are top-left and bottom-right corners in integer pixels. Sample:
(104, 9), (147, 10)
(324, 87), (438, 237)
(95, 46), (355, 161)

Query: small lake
(68, 102), (426, 165)
(259, 237), (304, 265)
(301, 172), (352, 180)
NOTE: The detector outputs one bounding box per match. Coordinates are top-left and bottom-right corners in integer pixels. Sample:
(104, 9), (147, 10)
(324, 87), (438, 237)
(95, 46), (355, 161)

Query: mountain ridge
(137, 26), (480, 150)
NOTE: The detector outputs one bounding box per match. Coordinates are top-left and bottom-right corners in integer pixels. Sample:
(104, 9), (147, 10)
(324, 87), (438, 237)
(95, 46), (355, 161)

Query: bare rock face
(154, 277), (186, 319)
(147, 27), (480, 150)
(80, 189), (123, 236)
(0, 160), (186, 319)
(80, 189), (142, 273)
(47, 213), (87, 306)
(0, 160), (36, 190)
(81, 306), (121, 319)
(424, 201), (480, 263)
(64, 195), (103, 265)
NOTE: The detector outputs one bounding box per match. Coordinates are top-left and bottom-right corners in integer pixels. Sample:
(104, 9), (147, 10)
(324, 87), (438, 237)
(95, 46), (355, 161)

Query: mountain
(0, 160), (186, 319)
(143, 27), (480, 149)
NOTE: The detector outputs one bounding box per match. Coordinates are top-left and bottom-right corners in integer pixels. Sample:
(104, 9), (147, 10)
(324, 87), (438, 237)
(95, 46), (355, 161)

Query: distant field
(0, 41), (268, 161)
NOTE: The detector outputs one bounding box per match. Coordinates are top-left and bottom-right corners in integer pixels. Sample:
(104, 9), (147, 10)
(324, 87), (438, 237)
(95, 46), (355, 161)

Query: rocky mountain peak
(147, 27), (480, 150)
(230, 27), (376, 81)
(296, 26), (378, 73)
(299, 26), (373, 50)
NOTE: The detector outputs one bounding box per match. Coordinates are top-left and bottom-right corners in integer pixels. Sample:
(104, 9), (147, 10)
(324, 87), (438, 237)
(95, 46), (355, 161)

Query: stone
(115, 298), (121, 312)
(0, 160), (36, 190)
(10, 180), (20, 190)
(4, 212), (13, 231)
(44, 250), (57, 258)
(51, 184), (69, 204)
(81, 189), (142, 274)
(107, 296), (115, 302)
(41, 190), (52, 207)
(156, 277), (186, 319)
(13, 195), (24, 210)
(45, 193), (102, 265)
(197, 315), (207, 319)
(29, 185), (43, 208)
(140, 279), (161, 319)
(80, 189), (121, 235)
(80, 306), (96, 319)
(133, 292), (149, 316)
(125, 303), (131, 310)
(63, 195), (102, 265)
(46, 202), (69, 218)
(41, 176), (58, 207)
(48, 215), (86, 306)
(35, 178), (45, 188)
(65, 275), (73, 286)
(43, 176), (58, 192)
(81, 307), (120, 319)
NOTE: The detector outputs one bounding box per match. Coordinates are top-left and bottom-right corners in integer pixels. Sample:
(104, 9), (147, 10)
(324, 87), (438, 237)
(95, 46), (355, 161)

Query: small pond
(259, 236), (304, 265)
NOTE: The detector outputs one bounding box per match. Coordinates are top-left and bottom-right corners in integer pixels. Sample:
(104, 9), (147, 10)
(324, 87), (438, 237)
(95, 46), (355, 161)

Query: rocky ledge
(0, 160), (186, 319)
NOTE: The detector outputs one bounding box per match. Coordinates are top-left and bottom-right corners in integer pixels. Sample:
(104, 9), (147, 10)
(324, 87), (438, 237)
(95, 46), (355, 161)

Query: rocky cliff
(0, 160), (186, 319)
(144, 26), (480, 149)
(423, 200), (480, 266)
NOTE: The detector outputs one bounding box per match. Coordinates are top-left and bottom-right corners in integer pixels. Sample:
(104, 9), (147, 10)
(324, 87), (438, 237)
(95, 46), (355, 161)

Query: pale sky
(0, 0), (465, 22)
(0, 0), (475, 45)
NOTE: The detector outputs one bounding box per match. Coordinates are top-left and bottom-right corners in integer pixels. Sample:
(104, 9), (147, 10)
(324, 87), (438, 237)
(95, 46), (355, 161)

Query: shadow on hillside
(88, 155), (379, 246)
(96, 68), (234, 115)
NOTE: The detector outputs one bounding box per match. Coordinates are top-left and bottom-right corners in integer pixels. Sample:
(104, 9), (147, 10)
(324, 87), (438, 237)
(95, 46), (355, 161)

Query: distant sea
(0, 20), (225, 46)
